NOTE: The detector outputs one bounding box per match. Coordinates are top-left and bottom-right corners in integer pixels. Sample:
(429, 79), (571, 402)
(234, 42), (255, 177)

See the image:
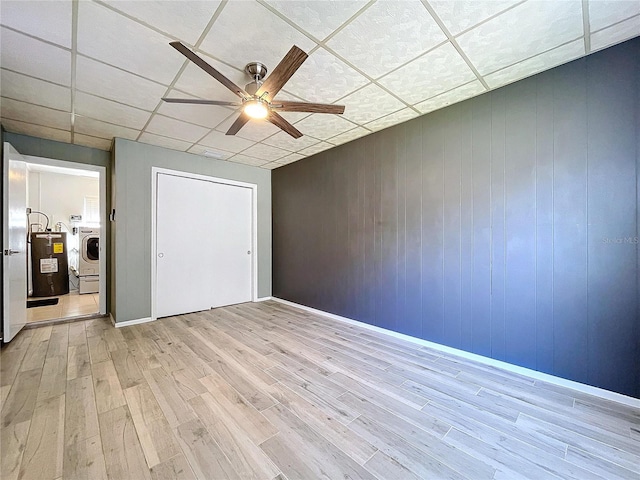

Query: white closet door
(156, 173), (252, 318)
(207, 179), (252, 308)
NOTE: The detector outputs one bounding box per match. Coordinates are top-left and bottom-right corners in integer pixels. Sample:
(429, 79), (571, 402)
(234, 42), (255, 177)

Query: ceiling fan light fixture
(244, 99), (269, 119)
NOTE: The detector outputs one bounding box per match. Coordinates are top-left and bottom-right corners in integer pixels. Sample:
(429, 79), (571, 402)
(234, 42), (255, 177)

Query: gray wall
(112, 138), (272, 323)
(272, 38), (640, 398)
(1, 132), (112, 323)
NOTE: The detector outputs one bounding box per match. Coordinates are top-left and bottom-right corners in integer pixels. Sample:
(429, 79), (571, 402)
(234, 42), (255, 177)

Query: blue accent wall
(272, 38), (640, 398)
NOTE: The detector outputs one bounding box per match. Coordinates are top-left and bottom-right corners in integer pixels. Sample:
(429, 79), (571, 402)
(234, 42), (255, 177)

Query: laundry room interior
(25, 160), (103, 323)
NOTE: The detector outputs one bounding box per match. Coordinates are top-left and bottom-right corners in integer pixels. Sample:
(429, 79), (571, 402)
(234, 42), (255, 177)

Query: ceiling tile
(199, 130), (255, 153)
(262, 131), (320, 152)
(76, 56), (167, 111)
(277, 153), (305, 165)
(75, 116), (139, 141)
(138, 132), (192, 151)
(340, 84), (405, 125)
(242, 143), (290, 161)
(2, 118), (70, 143)
(264, 0), (368, 40)
(298, 141), (333, 156)
(293, 114), (357, 139)
(215, 116), (281, 142)
(0, 69), (71, 111)
(414, 80), (486, 114)
(0, 27), (71, 85)
(74, 134), (112, 151)
(145, 114), (209, 143)
(228, 154), (269, 167)
(1, 0), (72, 47)
(485, 40), (584, 89)
(173, 60), (246, 103)
(326, 126), (371, 146)
(590, 16), (640, 52)
(364, 108), (419, 132)
(75, 91), (151, 130)
(589, 0), (640, 31)
(199, 1), (316, 71)
(77, 1), (181, 85)
(326, 0), (446, 78)
(187, 145), (234, 159)
(457, 0), (584, 76)
(101, 0), (221, 45)
(262, 162), (284, 170)
(157, 90), (236, 129)
(280, 47), (369, 103)
(1, 97), (70, 131)
(428, 1), (521, 36)
(378, 42), (476, 105)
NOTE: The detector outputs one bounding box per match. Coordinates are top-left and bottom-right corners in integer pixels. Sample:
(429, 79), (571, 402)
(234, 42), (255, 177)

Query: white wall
(27, 170), (99, 272)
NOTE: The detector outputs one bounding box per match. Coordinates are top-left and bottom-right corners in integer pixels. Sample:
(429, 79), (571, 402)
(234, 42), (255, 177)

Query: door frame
(24, 155), (107, 315)
(150, 167), (258, 321)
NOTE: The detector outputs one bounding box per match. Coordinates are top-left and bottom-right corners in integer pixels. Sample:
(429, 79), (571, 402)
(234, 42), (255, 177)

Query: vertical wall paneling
(442, 106), (463, 348)
(363, 139), (376, 324)
(534, 72), (555, 374)
(504, 78), (538, 369)
(585, 45), (639, 394)
(378, 128), (398, 331)
(489, 89), (507, 362)
(396, 126), (408, 336)
(421, 113), (445, 343)
(471, 94), (492, 357)
(460, 102), (475, 352)
(404, 120), (423, 338)
(272, 39), (640, 397)
(552, 58), (589, 384)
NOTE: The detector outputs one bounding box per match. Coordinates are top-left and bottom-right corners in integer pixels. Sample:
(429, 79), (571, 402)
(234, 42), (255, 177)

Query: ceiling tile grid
(1, 97), (71, 131)
(455, 0), (585, 76)
(326, 0), (447, 78)
(378, 42), (477, 105)
(0, 0), (638, 167)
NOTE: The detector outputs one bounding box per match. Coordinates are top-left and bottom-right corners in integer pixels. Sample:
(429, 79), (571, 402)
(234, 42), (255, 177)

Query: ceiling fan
(162, 42), (345, 139)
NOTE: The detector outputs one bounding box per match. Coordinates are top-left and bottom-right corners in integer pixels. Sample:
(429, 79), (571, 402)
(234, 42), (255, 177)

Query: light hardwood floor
(1, 300), (638, 479)
(27, 292), (100, 323)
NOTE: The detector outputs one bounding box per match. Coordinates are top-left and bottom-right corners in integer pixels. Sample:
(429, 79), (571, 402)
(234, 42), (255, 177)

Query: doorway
(24, 157), (106, 324)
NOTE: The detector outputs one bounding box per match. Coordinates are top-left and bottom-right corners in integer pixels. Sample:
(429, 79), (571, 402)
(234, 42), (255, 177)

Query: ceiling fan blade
(226, 112), (251, 136)
(170, 41), (249, 98)
(272, 101), (345, 114)
(267, 110), (303, 138)
(162, 98), (241, 107)
(256, 46), (308, 102)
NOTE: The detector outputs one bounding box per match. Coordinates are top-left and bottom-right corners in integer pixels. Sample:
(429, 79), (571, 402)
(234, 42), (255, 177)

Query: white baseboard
(114, 316), (155, 328)
(272, 297), (640, 408)
(254, 296), (273, 302)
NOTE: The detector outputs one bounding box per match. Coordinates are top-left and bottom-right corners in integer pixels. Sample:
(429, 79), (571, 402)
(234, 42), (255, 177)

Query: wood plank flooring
(1, 300), (639, 479)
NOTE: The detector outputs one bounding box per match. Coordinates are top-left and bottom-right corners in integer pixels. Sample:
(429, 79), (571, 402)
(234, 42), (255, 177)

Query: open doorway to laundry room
(24, 158), (105, 324)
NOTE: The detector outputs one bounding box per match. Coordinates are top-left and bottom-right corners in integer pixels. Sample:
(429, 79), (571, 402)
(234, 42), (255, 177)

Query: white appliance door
(156, 174), (252, 318)
(3, 143), (28, 342)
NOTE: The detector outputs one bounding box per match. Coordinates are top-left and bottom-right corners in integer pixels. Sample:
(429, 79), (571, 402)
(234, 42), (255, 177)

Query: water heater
(30, 232), (69, 297)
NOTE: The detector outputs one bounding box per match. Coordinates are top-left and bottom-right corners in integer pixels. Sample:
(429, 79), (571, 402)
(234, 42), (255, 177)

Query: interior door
(3, 143), (28, 342)
(156, 173), (252, 318)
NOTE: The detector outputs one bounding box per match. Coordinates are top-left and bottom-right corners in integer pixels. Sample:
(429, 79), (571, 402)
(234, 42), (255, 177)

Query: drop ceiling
(1, 0), (638, 170)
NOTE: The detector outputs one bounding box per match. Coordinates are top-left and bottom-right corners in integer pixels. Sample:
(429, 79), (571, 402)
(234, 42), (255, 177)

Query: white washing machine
(79, 227), (100, 294)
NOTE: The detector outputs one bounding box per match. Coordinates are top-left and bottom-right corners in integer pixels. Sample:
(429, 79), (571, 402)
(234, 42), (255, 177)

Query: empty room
(1, 1), (639, 479)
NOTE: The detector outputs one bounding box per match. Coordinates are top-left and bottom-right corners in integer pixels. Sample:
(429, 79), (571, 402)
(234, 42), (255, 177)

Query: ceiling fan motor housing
(244, 62), (268, 96)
